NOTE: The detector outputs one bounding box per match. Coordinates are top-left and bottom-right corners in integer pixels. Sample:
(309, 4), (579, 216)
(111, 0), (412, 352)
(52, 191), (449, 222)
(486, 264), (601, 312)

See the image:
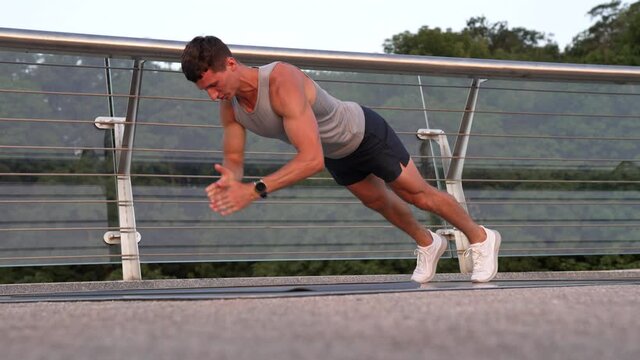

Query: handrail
(1, 27), (640, 83)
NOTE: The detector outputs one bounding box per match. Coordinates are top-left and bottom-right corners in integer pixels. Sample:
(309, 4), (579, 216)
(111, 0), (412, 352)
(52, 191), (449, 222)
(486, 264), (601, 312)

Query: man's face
(195, 65), (234, 101)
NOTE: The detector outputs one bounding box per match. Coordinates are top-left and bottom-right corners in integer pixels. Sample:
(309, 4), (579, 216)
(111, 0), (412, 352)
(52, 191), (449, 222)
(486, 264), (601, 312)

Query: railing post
(447, 78), (487, 180)
(117, 59), (144, 280)
(415, 78), (485, 274)
(95, 59), (144, 281)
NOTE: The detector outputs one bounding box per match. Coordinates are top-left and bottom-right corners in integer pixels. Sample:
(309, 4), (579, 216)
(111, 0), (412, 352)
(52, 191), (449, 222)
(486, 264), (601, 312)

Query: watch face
(254, 180), (267, 198)
(255, 181), (267, 193)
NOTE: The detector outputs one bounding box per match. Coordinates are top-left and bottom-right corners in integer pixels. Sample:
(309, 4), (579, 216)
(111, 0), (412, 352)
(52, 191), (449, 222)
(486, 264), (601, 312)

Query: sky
(0, 0), (609, 53)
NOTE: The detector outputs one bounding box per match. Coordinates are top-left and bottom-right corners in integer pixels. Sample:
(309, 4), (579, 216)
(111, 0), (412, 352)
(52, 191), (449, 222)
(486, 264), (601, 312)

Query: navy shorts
(324, 106), (410, 186)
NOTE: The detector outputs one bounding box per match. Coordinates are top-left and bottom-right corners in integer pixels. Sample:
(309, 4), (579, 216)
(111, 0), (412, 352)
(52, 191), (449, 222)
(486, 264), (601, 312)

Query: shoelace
(463, 247), (484, 270)
(414, 248), (432, 270)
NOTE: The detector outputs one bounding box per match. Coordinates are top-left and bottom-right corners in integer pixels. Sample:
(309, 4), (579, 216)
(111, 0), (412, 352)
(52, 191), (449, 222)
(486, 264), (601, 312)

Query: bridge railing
(1, 28), (638, 280)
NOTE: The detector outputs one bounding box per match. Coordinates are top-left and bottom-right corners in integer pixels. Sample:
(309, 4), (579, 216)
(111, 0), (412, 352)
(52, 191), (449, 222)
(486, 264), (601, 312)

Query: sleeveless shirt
(231, 62), (365, 159)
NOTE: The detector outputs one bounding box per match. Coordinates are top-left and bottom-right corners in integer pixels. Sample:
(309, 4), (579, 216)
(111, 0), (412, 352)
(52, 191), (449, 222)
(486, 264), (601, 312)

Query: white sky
(0, 0), (608, 53)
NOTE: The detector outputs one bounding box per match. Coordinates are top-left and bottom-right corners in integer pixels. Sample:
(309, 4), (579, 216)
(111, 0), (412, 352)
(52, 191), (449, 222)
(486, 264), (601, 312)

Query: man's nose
(207, 88), (219, 100)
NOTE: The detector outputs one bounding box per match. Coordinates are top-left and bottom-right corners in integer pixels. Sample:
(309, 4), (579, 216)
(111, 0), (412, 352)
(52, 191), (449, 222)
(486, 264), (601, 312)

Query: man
(181, 36), (501, 283)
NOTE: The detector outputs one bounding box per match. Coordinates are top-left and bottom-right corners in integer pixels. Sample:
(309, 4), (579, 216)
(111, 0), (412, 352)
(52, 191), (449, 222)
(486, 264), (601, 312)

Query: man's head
(181, 36), (232, 83)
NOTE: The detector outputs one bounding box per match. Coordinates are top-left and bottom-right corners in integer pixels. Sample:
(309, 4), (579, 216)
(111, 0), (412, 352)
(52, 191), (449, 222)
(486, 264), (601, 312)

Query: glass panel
(461, 80), (640, 256)
(2, 52), (638, 266)
(0, 51), (119, 266)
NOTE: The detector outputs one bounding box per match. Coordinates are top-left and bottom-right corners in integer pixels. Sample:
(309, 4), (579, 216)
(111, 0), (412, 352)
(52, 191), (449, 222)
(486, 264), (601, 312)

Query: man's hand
(205, 164), (257, 216)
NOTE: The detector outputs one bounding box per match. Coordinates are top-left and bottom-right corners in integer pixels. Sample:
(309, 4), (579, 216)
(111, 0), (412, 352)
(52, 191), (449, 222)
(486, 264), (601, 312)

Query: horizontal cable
(137, 238), (640, 247)
(139, 250), (431, 258)
(460, 179), (640, 184)
(482, 223), (640, 228)
(0, 249), (417, 262)
(3, 199), (639, 206)
(1, 246), (637, 262)
(2, 88), (640, 119)
(315, 78), (640, 97)
(106, 246), (640, 257)
(1, 172), (638, 184)
(0, 173), (268, 180)
(0, 59), (187, 75)
(465, 200), (640, 206)
(122, 199), (640, 206)
(0, 117), (95, 125)
(0, 224), (400, 232)
(0, 144), (295, 156)
(0, 173), (291, 180)
(2, 116), (638, 142)
(0, 172), (116, 177)
(370, 105), (640, 119)
(0, 144), (225, 155)
(0, 222), (637, 233)
(476, 85), (640, 97)
(0, 226), (121, 232)
(397, 130), (640, 142)
(411, 154), (635, 162)
(139, 225), (397, 230)
(0, 116), (222, 129)
(0, 199), (120, 204)
(0, 88), (211, 103)
(1, 145), (636, 163)
(134, 223), (639, 231)
(0, 59), (135, 71)
(499, 247), (640, 253)
(3, 117), (640, 141)
(139, 247), (639, 257)
(0, 253), (125, 261)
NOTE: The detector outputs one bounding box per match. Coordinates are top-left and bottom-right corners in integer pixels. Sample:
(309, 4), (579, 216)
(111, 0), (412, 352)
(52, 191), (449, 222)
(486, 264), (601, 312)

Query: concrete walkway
(1, 272), (639, 360)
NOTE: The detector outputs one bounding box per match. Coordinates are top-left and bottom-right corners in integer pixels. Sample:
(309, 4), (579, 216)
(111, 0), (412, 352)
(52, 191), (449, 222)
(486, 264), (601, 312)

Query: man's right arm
(219, 100), (245, 180)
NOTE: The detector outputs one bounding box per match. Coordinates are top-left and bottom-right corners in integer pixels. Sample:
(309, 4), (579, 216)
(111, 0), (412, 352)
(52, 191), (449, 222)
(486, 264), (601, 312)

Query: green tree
(567, 0), (640, 64)
(384, 16), (561, 62)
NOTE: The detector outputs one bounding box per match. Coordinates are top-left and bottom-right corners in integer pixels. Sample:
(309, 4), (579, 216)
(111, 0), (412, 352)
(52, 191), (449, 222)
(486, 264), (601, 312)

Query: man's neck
(234, 65), (259, 111)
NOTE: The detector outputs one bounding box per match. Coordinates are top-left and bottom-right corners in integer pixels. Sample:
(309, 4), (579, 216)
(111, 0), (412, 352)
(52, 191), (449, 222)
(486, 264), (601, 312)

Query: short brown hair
(181, 36), (232, 82)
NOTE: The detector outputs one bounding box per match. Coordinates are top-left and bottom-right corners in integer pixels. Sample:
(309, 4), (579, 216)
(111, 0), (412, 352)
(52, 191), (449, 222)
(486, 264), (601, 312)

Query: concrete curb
(0, 269), (638, 295)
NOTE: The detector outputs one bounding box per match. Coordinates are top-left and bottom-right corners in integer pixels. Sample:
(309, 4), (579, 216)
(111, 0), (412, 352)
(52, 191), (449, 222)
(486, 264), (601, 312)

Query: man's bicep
(223, 120), (245, 158)
(220, 102), (246, 176)
(282, 108), (323, 158)
(269, 67), (323, 161)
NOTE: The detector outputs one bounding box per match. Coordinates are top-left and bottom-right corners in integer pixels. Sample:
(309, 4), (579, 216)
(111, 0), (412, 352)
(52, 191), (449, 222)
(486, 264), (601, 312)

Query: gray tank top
(231, 62), (365, 159)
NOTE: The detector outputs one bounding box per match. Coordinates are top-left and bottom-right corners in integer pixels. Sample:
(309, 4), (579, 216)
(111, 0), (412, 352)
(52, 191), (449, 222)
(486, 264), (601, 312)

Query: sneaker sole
(411, 234), (449, 284)
(472, 229), (502, 283)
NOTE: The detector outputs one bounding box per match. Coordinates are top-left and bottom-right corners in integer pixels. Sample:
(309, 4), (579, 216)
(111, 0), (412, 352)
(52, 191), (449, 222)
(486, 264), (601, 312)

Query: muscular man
(181, 36), (501, 283)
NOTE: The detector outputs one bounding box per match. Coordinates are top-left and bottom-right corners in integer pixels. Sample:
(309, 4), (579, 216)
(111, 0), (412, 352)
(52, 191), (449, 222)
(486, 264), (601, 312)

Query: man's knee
(399, 190), (437, 212)
(361, 195), (389, 212)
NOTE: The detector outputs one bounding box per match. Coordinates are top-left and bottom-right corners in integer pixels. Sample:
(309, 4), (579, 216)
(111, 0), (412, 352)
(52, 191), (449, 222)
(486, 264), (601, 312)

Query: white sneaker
(464, 226), (502, 283)
(411, 231), (448, 284)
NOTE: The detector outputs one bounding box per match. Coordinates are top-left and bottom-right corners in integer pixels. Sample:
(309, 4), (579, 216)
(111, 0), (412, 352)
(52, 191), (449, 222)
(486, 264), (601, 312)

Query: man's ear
(226, 57), (237, 71)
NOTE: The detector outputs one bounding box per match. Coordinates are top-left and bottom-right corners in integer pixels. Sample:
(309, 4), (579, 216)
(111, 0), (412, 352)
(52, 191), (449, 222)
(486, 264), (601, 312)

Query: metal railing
(0, 28), (639, 280)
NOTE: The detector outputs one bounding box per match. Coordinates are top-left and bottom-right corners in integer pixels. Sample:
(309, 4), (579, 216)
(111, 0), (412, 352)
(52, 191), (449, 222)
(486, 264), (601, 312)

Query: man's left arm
(259, 64), (325, 193)
(212, 64), (324, 216)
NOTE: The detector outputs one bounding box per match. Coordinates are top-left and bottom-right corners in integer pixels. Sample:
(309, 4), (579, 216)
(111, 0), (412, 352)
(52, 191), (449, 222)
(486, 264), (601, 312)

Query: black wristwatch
(254, 179), (268, 198)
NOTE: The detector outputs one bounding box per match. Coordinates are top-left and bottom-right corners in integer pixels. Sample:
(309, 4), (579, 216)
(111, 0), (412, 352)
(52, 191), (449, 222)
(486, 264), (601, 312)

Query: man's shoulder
(219, 100), (238, 124)
(269, 62), (304, 82)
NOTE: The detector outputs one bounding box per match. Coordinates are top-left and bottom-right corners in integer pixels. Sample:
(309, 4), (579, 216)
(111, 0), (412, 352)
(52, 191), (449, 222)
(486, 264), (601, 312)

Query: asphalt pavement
(1, 272), (638, 360)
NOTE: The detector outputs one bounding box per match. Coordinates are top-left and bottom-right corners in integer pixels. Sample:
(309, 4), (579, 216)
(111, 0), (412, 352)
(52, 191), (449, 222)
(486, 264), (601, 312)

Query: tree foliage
(385, 1), (640, 65)
(567, 0), (640, 64)
(384, 16), (561, 61)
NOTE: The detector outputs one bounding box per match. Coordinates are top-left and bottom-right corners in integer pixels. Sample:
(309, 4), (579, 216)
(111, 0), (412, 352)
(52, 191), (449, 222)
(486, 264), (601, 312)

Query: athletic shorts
(324, 106), (410, 186)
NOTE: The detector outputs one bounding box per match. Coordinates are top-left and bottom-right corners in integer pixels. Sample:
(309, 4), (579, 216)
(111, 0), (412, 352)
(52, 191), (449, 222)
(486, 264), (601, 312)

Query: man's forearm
(223, 158), (244, 180)
(261, 154), (324, 194)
